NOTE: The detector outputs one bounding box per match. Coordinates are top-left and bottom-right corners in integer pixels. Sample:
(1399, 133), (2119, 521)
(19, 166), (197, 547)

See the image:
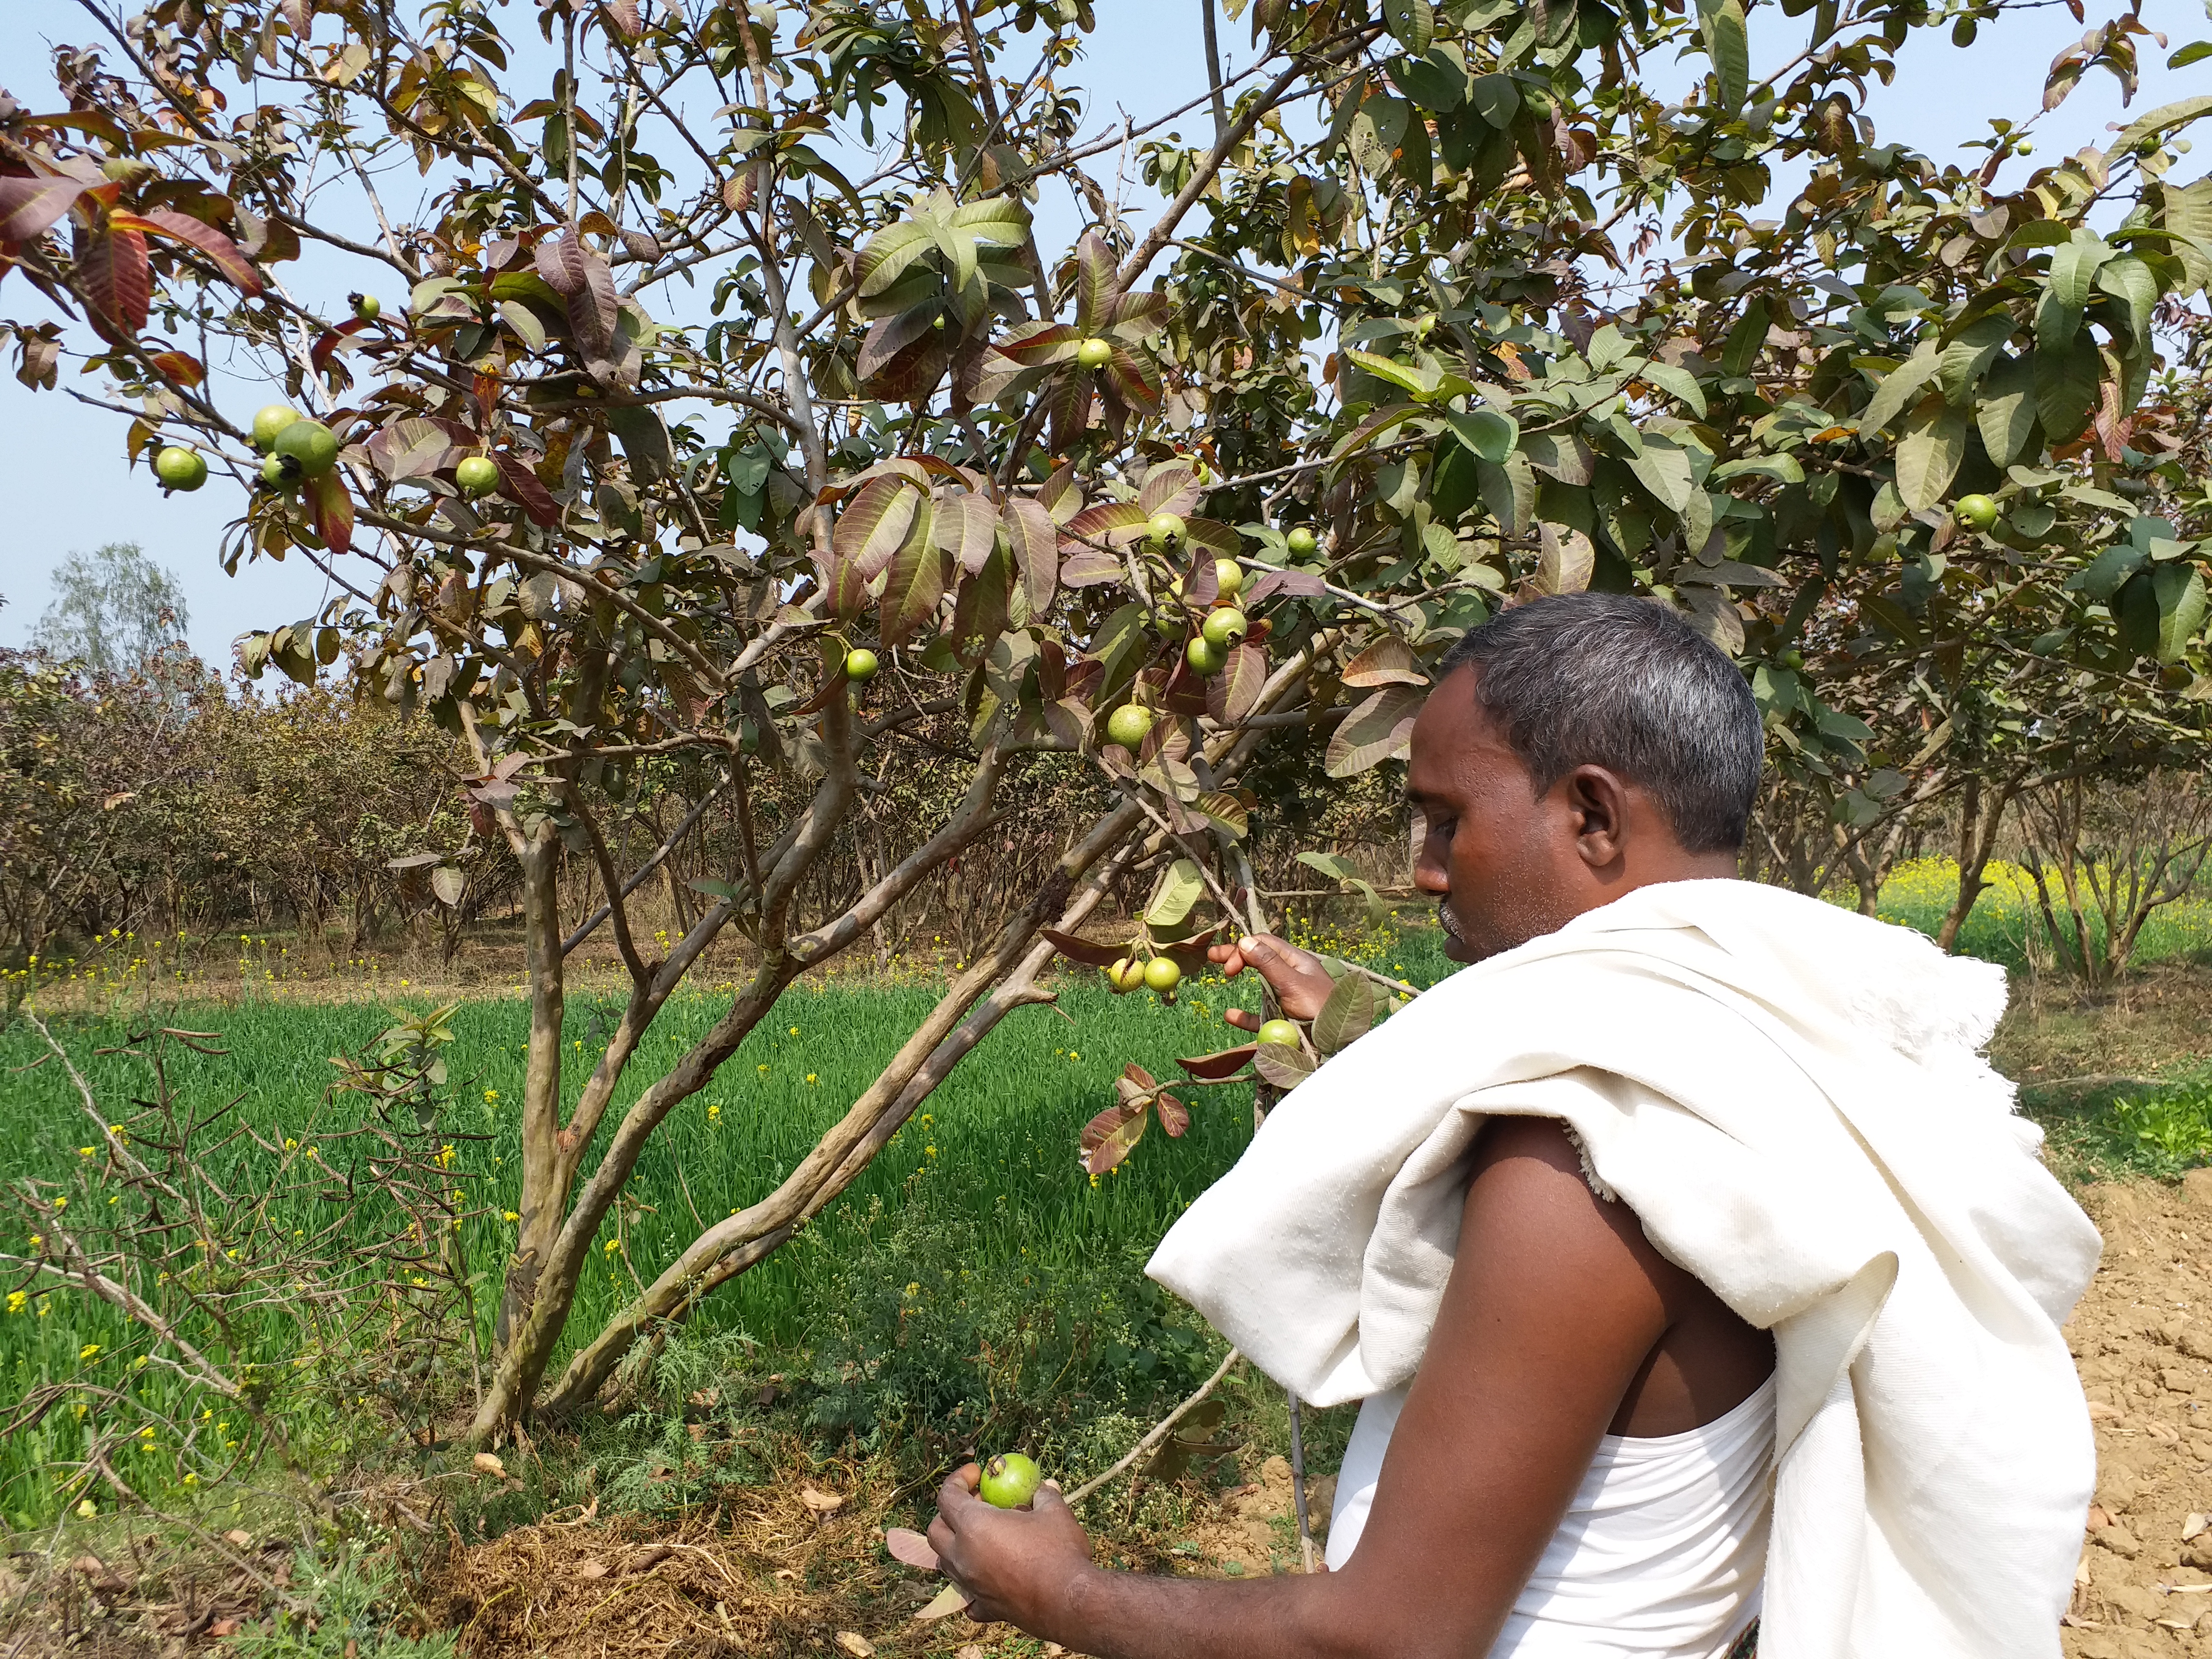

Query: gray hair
(1435, 594), (1762, 854)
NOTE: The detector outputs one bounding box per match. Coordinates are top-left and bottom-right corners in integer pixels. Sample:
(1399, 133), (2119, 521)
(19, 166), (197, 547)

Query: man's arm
(927, 1117), (1684, 1659)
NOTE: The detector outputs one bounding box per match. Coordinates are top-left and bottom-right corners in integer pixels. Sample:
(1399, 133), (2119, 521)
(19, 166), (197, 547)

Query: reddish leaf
(1182, 549), (1220, 610)
(879, 517), (948, 649)
(1058, 549), (1121, 587)
(1138, 460), (1203, 518)
(884, 1528), (940, 1572)
(817, 552), (868, 621)
(991, 321), (1082, 368)
(1002, 497), (1057, 616)
(1177, 1045), (1257, 1082)
(310, 316), (369, 377)
(1342, 636), (1426, 687)
(1072, 231), (1118, 335)
(0, 173), (87, 241)
(790, 656), (851, 718)
(146, 350), (204, 386)
(74, 224), (150, 337)
(535, 232), (624, 385)
(1081, 1098), (1149, 1174)
(1122, 1060), (1158, 1091)
(1104, 346), (1163, 415)
(1062, 499), (1149, 543)
(307, 469), (354, 556)
(834, 474), (922, 578)
(494, 452), (562, 526)
(936, 490), (998, 574)
(1252, 1044), (1316, 1090)
(1244, 568), (1329, 602)
(1037, 461), (1083, 526)
(1041, 927), (1128, 967)
(112, 209), (263, 295)
(1155, 1091), (1190, 1137)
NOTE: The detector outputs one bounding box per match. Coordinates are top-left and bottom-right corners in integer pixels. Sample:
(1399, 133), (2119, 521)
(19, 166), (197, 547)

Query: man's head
(1406, 593), (1762, 962)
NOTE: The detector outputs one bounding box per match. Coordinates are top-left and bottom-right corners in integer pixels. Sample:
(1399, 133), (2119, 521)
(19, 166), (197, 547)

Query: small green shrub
(2114, 1077), (2212, 1177)
(226, 1547), (455, 1659)
(800, 1178), (1222, 1483)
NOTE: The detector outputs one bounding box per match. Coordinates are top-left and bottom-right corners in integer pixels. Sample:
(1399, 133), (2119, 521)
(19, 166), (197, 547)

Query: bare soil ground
(2066, 1171), (2212, 1658)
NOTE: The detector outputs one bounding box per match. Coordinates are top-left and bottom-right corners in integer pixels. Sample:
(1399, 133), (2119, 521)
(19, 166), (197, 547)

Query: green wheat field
(3, 864), (2208, 1527)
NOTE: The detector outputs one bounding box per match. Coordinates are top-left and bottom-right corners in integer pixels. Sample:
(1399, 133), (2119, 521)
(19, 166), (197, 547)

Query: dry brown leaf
(223, 1529), (252, 1548)
(914, 1584), (972, 1621)
(884, 1527), (940, 1571)
(957, 1647), (987, 1659)
(834, 1633), (876, 1658)
(575, 1558), (609, 1580)
(472, 1451), (508, 1479)
(209, 1618), (245, 1638)
(70, 1555), (105, 1576)
(800, 1485), (847, 1514)
(2087, 1503), (2113, 1529)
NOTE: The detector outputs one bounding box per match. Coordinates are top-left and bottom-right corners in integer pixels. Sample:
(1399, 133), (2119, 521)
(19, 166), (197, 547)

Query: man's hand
(927, 1465), (1095, 1634)
(1207, 933), (1337, 1024)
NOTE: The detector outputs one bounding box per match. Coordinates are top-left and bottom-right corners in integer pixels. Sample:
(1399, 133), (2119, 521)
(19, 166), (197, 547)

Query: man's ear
(1564, 766), (1632, 867)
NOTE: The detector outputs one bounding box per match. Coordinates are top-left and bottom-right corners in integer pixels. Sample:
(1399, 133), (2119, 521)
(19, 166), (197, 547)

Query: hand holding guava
(1207, 933), (1336, 1024)
(928, 1462), (1093, 1632)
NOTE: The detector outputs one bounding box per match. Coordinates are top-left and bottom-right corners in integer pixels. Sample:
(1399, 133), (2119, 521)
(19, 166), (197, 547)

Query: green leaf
(2169, 41), (2212, 69)
(1477, 453), (1536, 535)
(2153, 563), (2208, 663)
(1536, 522), (1595, 594)
(2095, 256), (2159, 343)
(2112, 95), (2212, 156)
(1311, 971), (1375, 1057)
(1296, 850), (1363, 882)
(1346, 348), (1431, 398)
(1936, 313), (2015, 403)
(1145, 858), (1208, 929)
(1465, 73), (1520, 129)
(2033, 331), (2102, 443)
(1348, 95), (1412, 177)
(1858, 339), (1941, 435)
(2068, 543), (2148, 601)
(1638, 361), (1707, 419)
(1444, 407), (1518, 462)
(1252, 1043), (1316, 1090)
(1699, 0), (1749, 114)
(1324, 684), (1423, 778)
(1383, 0), (1435, 55)
(1708, 452), (1803, 488)
(2035, 230), (2114, 353)
(1895, 397), (1968, 512)
(854, 219), (934, 299)
(1975, 352), (2037, 467)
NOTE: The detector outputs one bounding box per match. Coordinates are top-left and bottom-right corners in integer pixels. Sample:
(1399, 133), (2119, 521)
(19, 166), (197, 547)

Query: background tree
(27, 541), (191, 675)
(2, 0), (2208, 1441)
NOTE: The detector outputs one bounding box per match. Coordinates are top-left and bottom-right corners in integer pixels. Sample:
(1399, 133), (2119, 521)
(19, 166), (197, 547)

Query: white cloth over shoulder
(1146, 879), (2102, 1659)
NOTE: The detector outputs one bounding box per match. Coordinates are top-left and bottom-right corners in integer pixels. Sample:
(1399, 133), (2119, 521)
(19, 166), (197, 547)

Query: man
(931, 593), (2099, 1659)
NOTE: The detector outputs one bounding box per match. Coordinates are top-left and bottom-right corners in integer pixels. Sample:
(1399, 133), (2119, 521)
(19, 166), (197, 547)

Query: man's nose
(1412, 842), (1448, 895)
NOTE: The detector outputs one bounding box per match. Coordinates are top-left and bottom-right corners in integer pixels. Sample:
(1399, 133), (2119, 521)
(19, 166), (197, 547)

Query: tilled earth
(2066, 1171), (2212, 1658)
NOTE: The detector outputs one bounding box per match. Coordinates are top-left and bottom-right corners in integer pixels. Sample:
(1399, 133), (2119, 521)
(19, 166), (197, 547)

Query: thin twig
(1066, 1346), (1241, 1505)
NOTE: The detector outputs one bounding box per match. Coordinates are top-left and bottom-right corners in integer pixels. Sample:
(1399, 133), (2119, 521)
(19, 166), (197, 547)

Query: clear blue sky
(0, 0), (2200, 666)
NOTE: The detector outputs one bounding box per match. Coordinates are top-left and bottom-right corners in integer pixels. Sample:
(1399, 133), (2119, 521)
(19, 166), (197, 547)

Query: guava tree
(4, 0), (2209, 1438)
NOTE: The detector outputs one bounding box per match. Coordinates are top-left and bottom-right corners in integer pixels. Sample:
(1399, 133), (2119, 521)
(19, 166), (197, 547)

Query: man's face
(1405, 665), (1590, 963)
